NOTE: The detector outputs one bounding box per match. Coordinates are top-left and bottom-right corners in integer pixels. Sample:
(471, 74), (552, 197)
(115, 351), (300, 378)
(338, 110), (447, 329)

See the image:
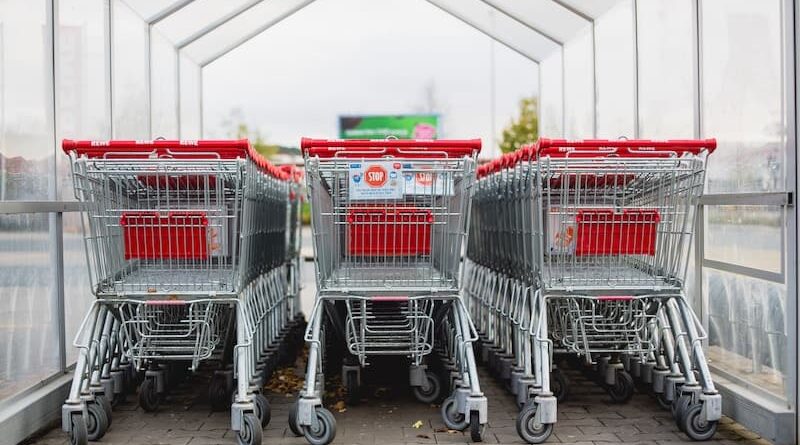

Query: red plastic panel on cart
(120, 211), (209, 260)
(575, 209), (660, 256)
(347, 207), (433, 256)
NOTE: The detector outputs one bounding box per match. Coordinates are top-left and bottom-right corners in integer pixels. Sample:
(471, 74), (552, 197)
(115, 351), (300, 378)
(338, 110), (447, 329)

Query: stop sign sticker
(365, 165), (388, 188)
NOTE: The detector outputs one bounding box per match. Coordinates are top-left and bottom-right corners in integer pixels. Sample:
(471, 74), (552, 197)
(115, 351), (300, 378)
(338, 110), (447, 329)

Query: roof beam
(145, 0), (194, 25)
(478, 0), (563, 44)
(199, 0), (317, 67)
(175, 0), (265, 49)
(424, 0), (541, 63)
(550, 0), (594, 22)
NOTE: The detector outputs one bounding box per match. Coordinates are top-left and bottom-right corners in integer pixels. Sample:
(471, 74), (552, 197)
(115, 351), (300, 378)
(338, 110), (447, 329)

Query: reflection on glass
(0, 214), (57, 401)
(0, 0), (53, 201)
(705, 206), (783, 273)
(701, 0), (786, 193)
(705, 268), (786, 397)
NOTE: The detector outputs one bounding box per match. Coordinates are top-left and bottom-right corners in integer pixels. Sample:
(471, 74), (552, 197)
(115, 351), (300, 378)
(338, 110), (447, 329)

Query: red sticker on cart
(349, 161), (402, 200)
(365, 165), (388, 187)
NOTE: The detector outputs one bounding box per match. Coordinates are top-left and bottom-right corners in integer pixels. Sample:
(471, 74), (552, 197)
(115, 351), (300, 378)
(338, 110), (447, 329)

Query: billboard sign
(339, 115), (439, 139)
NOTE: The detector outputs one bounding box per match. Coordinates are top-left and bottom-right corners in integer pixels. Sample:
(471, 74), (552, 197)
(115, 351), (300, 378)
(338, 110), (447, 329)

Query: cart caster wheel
(607, 370), (634, 403)
(86, 400), (110, 441)
(68, 413), (88, 445)
(288, 401), (302, 437)
(654, 392), (671, 410)
(253, 393), (271, 427)
(469, 411), (484, 442)
(515, 401), (553, 444)
(236, 413), (263, 445)
(112, 391), (126, 408)
(672, 394), (693, 427)
(345, 371), (360, 405)
(551, 369), (569, 403)
(208, 375), (231, 411)
(681, 403), (717, 441)
(302, 407), (337, 445)
(441, 396), (467, 430)
(96, 394), (113, 426)
(412, 371), (442, 404)
(138, 377), (160, 412)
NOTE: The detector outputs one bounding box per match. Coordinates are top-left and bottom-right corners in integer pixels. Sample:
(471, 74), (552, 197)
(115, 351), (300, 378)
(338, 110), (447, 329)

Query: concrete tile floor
(28, 359), (770, 445)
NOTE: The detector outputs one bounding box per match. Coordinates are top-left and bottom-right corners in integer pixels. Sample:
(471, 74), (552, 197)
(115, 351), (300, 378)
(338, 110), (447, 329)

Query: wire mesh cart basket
(60, 139), (303, 445)
(292, 137), (488, 444)
(466, 138), (721, 443)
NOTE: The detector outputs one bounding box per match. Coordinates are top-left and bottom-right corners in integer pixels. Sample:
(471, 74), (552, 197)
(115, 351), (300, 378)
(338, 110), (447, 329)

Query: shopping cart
(466, 138), (721, 443)
(292, 137), (488, 445)
(60, 139), (301, 445)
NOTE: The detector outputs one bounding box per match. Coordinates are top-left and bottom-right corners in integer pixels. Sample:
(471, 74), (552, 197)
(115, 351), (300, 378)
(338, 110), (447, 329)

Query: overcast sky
(202, 0), (538, 158)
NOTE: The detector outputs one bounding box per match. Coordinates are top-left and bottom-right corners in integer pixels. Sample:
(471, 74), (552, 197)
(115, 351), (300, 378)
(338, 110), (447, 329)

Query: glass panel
(179, 54), (201, 138)
(64, 212), (92, 363)
(57, 0), (110, 200)
(482, 0), (590, 43)
(151, 29), (179, 137)
(705, 205), (783, 273)
(705, 268), (787, 397)
(701, 0), (786, 193)
(563, 26), (593, 138)
(539, 50), (563, 137)
(112, 0), (149, 138)
(154, 0), (253, 46)
(594, 0), (635, 138)
(0, 214), (57, 400)
(0, 0), (53, 201)
(636, 0), (694, 138)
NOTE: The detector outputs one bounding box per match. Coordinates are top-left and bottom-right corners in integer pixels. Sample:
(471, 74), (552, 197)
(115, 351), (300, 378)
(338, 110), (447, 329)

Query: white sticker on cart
(401, 163), (454, 196)
(349, 161), (403, 200)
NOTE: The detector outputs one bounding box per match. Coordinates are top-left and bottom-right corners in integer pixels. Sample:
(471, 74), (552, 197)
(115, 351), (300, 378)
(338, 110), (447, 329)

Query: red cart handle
(300, 137), (481, 158)
(536, 138), (717, 156)
(62, 139), (292, 181)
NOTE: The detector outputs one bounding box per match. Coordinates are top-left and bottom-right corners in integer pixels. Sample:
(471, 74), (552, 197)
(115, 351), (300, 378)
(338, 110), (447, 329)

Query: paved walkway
(28, 357), (770, 445)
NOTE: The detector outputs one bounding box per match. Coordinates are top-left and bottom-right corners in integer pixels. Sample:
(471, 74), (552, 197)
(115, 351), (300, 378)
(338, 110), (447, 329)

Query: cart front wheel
(551, 369), (569, 403)
(607, 370), (634, 403)
(469, 411), (484, 442)
(681, 403), (718, 441)
(302, 407), (337, 445)
(515, 402), (553, 444)
(345, 371), (360, 405)
(441, 396), (467, 430)
(138, 377), (160, 412)
(86, 400), (110, 441)
(236, 413), (263, 445)
(288, 401), (302, 436)
(253, 393), (271, 427)
(68, 413), (88, 445)
(412, 371), (442, 404)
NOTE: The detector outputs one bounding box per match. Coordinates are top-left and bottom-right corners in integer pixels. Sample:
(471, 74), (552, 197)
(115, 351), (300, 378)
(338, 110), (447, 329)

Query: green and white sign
(339, 115), (439, 139)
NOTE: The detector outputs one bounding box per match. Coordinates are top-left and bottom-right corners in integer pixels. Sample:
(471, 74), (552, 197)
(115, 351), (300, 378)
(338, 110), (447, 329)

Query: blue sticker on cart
(349, 161), (403, 200)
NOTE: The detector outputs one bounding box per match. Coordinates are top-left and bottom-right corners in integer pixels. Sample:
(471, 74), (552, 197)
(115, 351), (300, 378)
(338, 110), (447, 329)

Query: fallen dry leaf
(332, 401), (347, 413)
(416, 434), (430, 439)
(412, 420), (424, 429)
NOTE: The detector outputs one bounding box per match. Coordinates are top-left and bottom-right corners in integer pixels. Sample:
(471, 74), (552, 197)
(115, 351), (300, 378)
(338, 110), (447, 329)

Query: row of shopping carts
(60, 139), (305, 445)
(465, 138), (722, 443)
(290, 138), (488, 444)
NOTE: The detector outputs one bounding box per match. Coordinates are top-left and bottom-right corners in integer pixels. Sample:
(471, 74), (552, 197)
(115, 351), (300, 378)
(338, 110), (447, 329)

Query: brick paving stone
(26, 360), (772, 445)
